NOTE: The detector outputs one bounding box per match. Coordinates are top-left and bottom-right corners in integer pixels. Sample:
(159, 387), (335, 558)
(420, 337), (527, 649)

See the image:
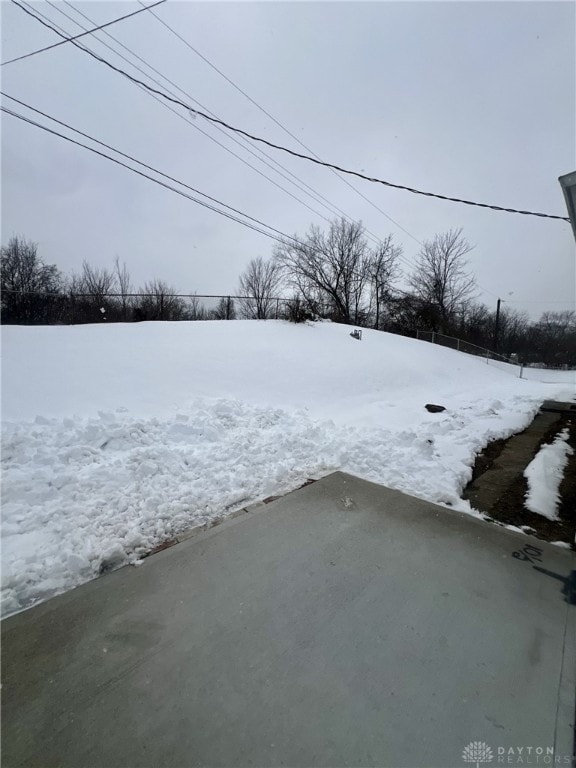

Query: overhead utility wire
(7, 5), (499, 301)
(1, 0), (165, 66)
(39, 0), (334, 227)
(139, 1), (426, 246)
(129, 0), (425, 269)
(503, 299), (576, 305)
(14, 0), (422, 283)
(4, 103), (393, 294)
(37, 3), (496, 296)
(22, 0), (336, 226)
(1, 103), (415, 297)
(0, 93), (301, 242)
(139, 2), (569, 227)
(13, 0), (566, 223)
(58, 3), (492, 297)
(60, 0), (350, 227)
(53, 0), (402, 251)
(1, 105), (505, 306)
(1, 107), (290, 244)
(6, 4), (498, 299)
(57, 4), (424, 277)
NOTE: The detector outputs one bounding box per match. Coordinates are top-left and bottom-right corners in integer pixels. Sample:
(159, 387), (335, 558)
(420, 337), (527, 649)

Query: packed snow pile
(524, 428), (574, 520)
(2, 320), (574, 615)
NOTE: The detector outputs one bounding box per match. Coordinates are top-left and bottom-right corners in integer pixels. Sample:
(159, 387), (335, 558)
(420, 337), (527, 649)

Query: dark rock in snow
(425, 404), (446, 413)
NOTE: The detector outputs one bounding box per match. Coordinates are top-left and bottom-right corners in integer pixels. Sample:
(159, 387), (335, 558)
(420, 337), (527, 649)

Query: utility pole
(493, 298), (501, 353)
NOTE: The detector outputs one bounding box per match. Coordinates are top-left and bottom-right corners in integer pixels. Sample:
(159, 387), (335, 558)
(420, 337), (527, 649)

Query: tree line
(239, 220), (575, 366)
(2, 224), (575, 367)
(0, 237), (234, 325)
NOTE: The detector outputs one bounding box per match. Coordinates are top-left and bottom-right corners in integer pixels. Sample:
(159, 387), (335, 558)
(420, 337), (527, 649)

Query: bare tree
(382, 293), (429, 337)
(133, 280), (187, 321)
(454, 301), (491, 346)
(492, 306), (529, 356)
(1, 236), (64, 323)
(78, 260), (117, 303)
(274, 218), (371, 324)
(65, 261), (118, 322)
(238, 257), (282, 319)
(537, 310), (575, 337)
(114, 256), (132, 321)
(187, 293), (208, 321)
(530, 310), (576, 366)
(212, 296), (236, 320)
(408, 228), (476, 332)
(366, 235), (402, 329)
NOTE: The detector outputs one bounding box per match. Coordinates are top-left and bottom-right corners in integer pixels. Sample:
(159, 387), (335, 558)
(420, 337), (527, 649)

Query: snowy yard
(2, 320), (574, 615)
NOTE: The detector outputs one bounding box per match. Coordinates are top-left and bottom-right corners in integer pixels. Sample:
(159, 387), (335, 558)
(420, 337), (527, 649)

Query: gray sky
(1, 0), (575, 318)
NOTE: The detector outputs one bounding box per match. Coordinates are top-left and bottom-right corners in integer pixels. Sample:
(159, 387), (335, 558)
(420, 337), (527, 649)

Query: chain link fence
(416, 329), (515, 363)
(3, 290), (574, 382)
(61, 293), (337, 324)
(2, 289), (340, 324)
(416, 328), (524, 377)
(415, 329), (576, 382)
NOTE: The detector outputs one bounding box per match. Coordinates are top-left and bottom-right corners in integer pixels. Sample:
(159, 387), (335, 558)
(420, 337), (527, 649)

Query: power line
(502, 298), (576, 305)
(1, 5), (550, 308)
(48, 4), (495, 301)
(12, 0), (567, 223)
(1, 0), (165, 66)
(133, 1), (426, 276)
(1, 93), (299, 242)
(53, 0), (413, 261)
(48, 0), (424, 281)
(1, 104), (412, 294)
(137, 1), (425, 248)
(3, 104), (375, 279)
(6, 5), (500, 305)
(3, 5), (498, 299)
(20, 8), (422, 310)
(2, 106), (555, 310)
(16, 0), (352, 231)
(4, 102), (378, 273)
(4, 0), (441, 288)
(1, 107), (290, 244)
(59, 1), (342, 218)
(3, 6), (528, 306)
(40, 0), (335, 228)
(36, 3), (498, 299)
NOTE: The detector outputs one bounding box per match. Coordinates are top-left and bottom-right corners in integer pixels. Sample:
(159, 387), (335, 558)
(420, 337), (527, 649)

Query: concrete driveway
(2, 472), (575, 768)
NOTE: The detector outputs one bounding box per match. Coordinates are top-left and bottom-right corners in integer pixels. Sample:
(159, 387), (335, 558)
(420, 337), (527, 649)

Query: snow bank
(2, 320), (574, 615)
(524, 428), (574, 520)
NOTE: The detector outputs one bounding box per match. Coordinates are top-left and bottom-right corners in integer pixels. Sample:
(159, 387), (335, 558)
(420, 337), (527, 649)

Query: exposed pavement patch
(463, 407), (576, 545)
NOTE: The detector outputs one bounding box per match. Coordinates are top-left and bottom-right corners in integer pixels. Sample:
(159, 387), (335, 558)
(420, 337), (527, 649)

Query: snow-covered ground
(2, 320), (574, 615)
(524, 428), (574, 520)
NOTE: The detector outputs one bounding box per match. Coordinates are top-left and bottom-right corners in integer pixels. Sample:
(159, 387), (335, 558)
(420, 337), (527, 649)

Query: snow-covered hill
(2, 320), (574, 615)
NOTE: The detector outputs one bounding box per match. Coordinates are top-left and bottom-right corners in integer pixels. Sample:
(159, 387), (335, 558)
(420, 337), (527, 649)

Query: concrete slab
(2, 472), (575, 768)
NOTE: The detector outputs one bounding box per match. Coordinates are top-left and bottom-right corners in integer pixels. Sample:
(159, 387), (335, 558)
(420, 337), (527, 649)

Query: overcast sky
(2, 0), (575, 318)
